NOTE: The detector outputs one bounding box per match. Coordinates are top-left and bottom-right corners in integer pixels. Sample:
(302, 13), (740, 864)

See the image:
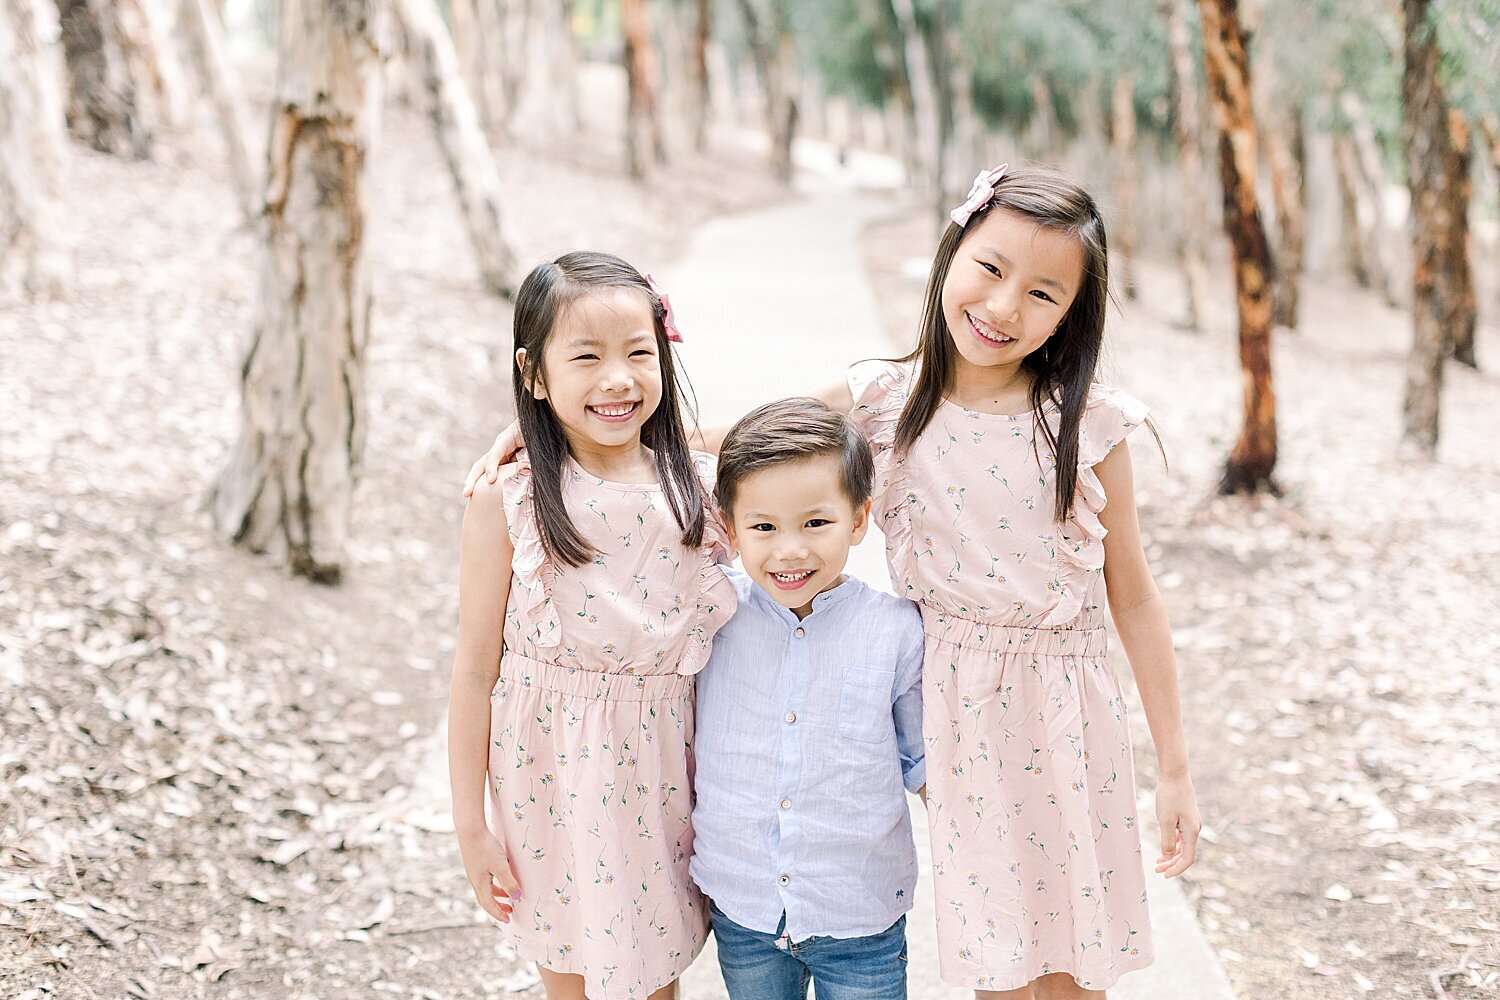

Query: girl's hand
(1153, 774), (1202, 878)
(457, 828), (521, 922)
(462, 421), (523, 498)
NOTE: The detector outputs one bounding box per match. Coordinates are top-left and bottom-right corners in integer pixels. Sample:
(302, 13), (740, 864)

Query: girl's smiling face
(519, 287), (664, 454)
(941, 207), (1086, 372)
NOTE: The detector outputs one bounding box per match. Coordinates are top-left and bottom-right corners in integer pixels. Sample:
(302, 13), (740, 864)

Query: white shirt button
(778, 874), (791, 886)
(780, 798), (791, 810)
(784, 712), (797, 724)
(794, 627), (806, 638)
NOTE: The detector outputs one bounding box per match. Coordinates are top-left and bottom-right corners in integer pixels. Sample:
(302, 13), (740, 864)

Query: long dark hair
(895, 166), (1112, 523)
(511, 251), (705, 567)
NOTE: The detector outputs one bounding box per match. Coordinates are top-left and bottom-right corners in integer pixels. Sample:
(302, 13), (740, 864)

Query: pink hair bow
(949, 162), (1009, 227)
(645, 273), (684, 343)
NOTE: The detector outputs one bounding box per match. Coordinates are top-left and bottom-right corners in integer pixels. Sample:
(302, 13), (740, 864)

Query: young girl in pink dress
(466, 166), (1201, 999)
(820, 165), (1201, 998)
(448, 251), (734, 1000)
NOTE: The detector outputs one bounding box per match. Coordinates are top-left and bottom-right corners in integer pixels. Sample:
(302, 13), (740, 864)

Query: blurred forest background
(3, 0), (1499, 997)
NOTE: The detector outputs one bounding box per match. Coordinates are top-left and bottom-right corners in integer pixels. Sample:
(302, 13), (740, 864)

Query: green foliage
(1434, 0), (1500, 118)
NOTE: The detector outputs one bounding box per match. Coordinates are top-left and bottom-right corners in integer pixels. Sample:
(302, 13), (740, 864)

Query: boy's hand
(1153, 774), (1201, 878)
(457, 828), (521, 922)
(462, 422), (523, 498)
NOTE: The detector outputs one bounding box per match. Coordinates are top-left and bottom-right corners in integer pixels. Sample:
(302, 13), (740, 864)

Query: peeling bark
(212, 0), (384, 582)
(1, 0), (71, 298)
(1198, 0), (1278, 493)
(391, 0), (517, 297)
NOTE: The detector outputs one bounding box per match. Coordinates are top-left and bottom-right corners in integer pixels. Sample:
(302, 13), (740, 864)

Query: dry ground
(862, 211), (1500, 1000)
(0, 87), (786, 998)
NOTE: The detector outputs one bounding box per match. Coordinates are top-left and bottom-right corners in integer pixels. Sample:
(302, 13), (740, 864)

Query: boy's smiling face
(725, 453), (871, 620)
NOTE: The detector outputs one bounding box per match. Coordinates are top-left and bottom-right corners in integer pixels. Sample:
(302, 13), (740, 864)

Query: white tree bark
(212, 0), (384, 582)
(176, 0), (256, 216)
(888, 0), (937, 198)
(390, 0), (518, 297)
(0, 0), (71, 297)
(115, 0), (191, 129)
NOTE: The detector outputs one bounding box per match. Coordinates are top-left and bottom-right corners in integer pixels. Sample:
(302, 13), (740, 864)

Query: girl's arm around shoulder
(449, 475), (516, 834)
(1095, 445), (1202, 879)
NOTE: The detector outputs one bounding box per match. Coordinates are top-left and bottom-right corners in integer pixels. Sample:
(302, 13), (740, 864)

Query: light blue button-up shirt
(690, 569), (926, 942)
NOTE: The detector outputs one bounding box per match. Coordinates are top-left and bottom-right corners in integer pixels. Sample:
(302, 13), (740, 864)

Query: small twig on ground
(1429, 948), (1476, 999)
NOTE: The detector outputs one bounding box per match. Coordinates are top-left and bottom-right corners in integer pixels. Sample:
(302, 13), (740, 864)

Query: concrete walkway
(659, 171), (1235, 1000)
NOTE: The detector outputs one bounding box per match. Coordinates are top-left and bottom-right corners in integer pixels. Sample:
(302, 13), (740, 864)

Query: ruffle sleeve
(847, 359), (919, 593)
(677, 452), (738, 676)
(1061, 384), (1150, 575)
(499, 451), (562, 656)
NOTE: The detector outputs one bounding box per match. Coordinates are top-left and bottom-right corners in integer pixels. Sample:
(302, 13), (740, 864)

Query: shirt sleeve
(891, 605), (926, 794)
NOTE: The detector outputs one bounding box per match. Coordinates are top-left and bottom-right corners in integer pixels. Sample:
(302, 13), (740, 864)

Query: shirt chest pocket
(837, 667), (894, 744)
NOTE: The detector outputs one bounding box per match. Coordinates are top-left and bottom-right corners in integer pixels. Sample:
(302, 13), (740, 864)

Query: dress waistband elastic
(919, 605), (1108, 657)
(496, 650), (694, 703)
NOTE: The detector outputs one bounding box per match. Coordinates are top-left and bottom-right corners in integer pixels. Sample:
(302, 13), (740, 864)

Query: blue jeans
(710, 901), (907, 1000)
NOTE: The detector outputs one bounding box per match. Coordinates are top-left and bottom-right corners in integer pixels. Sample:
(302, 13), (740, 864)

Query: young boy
(691, 398), (927, 1000)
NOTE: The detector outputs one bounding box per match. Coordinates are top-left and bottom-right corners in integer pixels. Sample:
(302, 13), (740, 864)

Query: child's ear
(515, 348), (546, 399)
(722, 515), (737, 550)
(850, 499), (872, 545)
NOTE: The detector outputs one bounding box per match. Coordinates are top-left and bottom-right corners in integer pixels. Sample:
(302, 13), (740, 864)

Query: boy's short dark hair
(716, 398), (874, 517)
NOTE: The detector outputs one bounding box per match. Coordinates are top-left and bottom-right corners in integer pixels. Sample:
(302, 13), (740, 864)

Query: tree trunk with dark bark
(1400, 0), (1472, 452)
(1, 0), (71, 297)
(212, 0), (383, 582)
(620, 0), (663, 178)
(1445, 109), (1476, 369)
(391, 0), (518, 297)
(54, 0), (150, 156)
(1162, 0), (1212, 331)
(1197, 0), (1277, 493)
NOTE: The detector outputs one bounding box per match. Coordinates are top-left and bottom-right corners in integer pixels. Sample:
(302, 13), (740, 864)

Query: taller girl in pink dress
(837, 166), (1201, 998)
(448, 252), (734, 1000)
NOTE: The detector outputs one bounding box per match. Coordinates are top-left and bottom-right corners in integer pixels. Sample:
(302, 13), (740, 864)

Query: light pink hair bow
(949, 162), (1010, 227)
(645, 273), (683, 343)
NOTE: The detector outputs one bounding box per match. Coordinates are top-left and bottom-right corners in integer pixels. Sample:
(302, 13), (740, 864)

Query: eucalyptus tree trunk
(212, 0), (384, 583)
(450, 0), (503, 135)
(1341, 91), (1399, 306)
(1, 0), (71, 298)
(1332, 129), (1372, 287)
(734, 0), (797, 183)
(620, 0), (664, 178)
(540, 0), (578, 134)
(886, 0), (937, 199)
(1162, 0), (1212, 331)
(54, 0), (149, 155)
(115, 0), (189, 128)
(1444, 110), (1476, 369)
(690, 0), (711, 150)
(177, 0), (256, 216)
(1264, 106), (1306, 330)
(1400, 0), (1472, 452)
(392, 0), (518, 297)
(1198, 0), (1278, 493)
(1111, 69), (1139, 300)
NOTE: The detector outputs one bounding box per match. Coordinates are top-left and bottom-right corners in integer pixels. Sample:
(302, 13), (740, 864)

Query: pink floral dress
(849, 360), (1155, 991)
(487, 451), (735, 999)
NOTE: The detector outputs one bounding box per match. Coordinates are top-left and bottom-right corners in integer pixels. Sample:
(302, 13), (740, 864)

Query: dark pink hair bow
(949, 162), (1009, 227)
(645, 273), (683, 343)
